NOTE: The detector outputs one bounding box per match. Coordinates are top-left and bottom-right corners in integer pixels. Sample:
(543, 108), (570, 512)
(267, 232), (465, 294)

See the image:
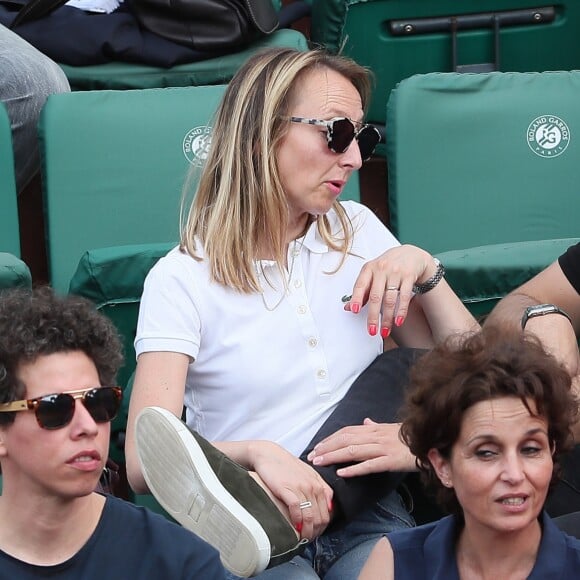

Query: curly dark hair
(0, 286), (123, 426)
(399, 328), (578, 515)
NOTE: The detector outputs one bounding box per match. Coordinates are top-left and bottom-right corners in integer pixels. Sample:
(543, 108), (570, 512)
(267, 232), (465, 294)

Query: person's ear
(428, 448), (453, 488)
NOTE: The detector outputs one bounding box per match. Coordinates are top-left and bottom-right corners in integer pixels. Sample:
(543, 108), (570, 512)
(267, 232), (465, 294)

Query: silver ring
(386, 286), (399, 291)
(299, 500), (313, 510)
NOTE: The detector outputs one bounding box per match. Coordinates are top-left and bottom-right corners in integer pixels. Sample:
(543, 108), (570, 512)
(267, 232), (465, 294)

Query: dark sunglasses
(0, 386), (122, 430)
(286, 116), (381, 161)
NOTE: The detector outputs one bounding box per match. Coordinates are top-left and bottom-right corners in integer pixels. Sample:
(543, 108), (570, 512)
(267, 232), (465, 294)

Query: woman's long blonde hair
(180, 47), (373, 293)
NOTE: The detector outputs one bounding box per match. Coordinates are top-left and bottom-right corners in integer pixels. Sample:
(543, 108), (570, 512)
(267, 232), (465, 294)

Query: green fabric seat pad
(0, 253), (31, 290)
(437, 237), (580, 317)
(388, 70), (580, 253)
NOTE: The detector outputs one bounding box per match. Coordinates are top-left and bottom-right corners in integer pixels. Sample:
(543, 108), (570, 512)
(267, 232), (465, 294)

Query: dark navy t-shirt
(0, 495), (226, 579)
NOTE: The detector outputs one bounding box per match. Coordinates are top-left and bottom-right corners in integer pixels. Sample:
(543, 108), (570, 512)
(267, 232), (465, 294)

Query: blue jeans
(226, 489), (414, 579)
(0, 24), (69, 191)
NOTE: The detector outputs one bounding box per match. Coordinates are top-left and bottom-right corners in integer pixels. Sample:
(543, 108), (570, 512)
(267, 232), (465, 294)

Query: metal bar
(390, 6), (554, 36)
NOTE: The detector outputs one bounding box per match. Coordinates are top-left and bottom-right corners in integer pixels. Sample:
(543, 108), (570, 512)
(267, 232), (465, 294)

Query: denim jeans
(0, 24), (70, 191)
(226, 489), (414, 579)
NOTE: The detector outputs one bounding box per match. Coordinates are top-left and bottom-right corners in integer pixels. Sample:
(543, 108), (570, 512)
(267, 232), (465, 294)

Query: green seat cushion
(69, 242), (173, 464)
(40, 76), (359, 292)
(0, 253), (31, 290)
(69, 242), (174, 387)
(39, 85), (226, 292)
(437, 237), (580, 317)
(388, 70), (580, 253)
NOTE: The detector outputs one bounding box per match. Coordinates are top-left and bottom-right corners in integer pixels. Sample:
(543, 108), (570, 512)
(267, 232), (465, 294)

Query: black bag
(11, 0), (279, 52)
(131, 0), (279, 51)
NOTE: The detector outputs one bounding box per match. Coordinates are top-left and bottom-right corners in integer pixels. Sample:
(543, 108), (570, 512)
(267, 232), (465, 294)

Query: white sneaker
(135, 406), (303, 577)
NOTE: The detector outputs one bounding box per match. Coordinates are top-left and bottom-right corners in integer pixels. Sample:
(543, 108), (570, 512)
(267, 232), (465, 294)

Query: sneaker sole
(135, 406), (271, 577)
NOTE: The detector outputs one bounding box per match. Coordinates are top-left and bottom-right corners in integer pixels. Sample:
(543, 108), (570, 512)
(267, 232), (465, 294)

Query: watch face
(528, 304), (557, 316)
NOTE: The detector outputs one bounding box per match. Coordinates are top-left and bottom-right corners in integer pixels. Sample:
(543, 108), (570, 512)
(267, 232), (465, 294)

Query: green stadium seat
(69, 243), (174, 389)
(0, 102), (21, 257)
(39, 80), (360, 292)
(437, 238), (580, 318)
(387, 70), (580, 254)
(38, 84), (225, 292)
(310, 1), (580, 156)
(0, 252), (31, 290)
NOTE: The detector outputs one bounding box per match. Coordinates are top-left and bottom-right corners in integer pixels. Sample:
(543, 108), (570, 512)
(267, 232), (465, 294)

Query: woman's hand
(306, 418), (417, 476)
(248, 441), (334, 541)
(345, 244), (478, 347)
(344, 244), (435, 338)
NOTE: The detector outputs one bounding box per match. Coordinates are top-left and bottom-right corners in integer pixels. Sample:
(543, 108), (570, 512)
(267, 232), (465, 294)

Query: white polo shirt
(135, 201), (400, 456)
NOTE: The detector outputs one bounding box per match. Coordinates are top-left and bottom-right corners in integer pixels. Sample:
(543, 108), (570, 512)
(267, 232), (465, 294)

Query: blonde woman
(126, 48), (477, 579)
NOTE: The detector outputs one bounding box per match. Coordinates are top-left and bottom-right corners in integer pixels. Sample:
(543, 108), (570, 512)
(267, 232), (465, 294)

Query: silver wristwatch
(521, 303), (572, 330)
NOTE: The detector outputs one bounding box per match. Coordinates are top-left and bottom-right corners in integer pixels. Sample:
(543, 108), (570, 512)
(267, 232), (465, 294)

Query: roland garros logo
(183, 125), (212, 166)
(527, 115), (570, 158)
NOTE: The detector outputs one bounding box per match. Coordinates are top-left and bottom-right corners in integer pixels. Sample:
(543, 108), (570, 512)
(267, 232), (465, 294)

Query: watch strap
(521, 303), (572, 330)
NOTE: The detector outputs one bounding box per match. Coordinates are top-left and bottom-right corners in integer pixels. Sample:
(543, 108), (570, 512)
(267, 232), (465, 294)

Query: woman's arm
(125, 350), (191, 493)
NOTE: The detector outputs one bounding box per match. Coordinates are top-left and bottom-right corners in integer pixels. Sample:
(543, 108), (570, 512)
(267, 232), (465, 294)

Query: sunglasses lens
(36, 394), (75, 430)
(357, 126), (381, 160)
(84, 387), (122, 423)
(329, 118), (356, 153)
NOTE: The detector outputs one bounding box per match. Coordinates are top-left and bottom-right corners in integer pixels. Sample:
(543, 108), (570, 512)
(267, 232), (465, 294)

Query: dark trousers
(299, 347), (426, 523)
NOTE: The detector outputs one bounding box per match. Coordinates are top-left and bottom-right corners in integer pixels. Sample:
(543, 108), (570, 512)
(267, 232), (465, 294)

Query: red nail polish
(328, 499), (334, 511)
(369, 324), (377, 336)
(395, 316), (404, 327)
(351, 303), (360, 314)
(381, 327), (391, 338)
(295, 523), (303, 533)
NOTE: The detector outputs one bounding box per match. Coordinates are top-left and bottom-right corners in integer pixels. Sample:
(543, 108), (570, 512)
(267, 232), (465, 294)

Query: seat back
(387, 70), (580, 253)
(40, 83), (360, 291)
(311, 0), (580, 131)
(0, 103), (21, 257)
(39, 85), (226, 291)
